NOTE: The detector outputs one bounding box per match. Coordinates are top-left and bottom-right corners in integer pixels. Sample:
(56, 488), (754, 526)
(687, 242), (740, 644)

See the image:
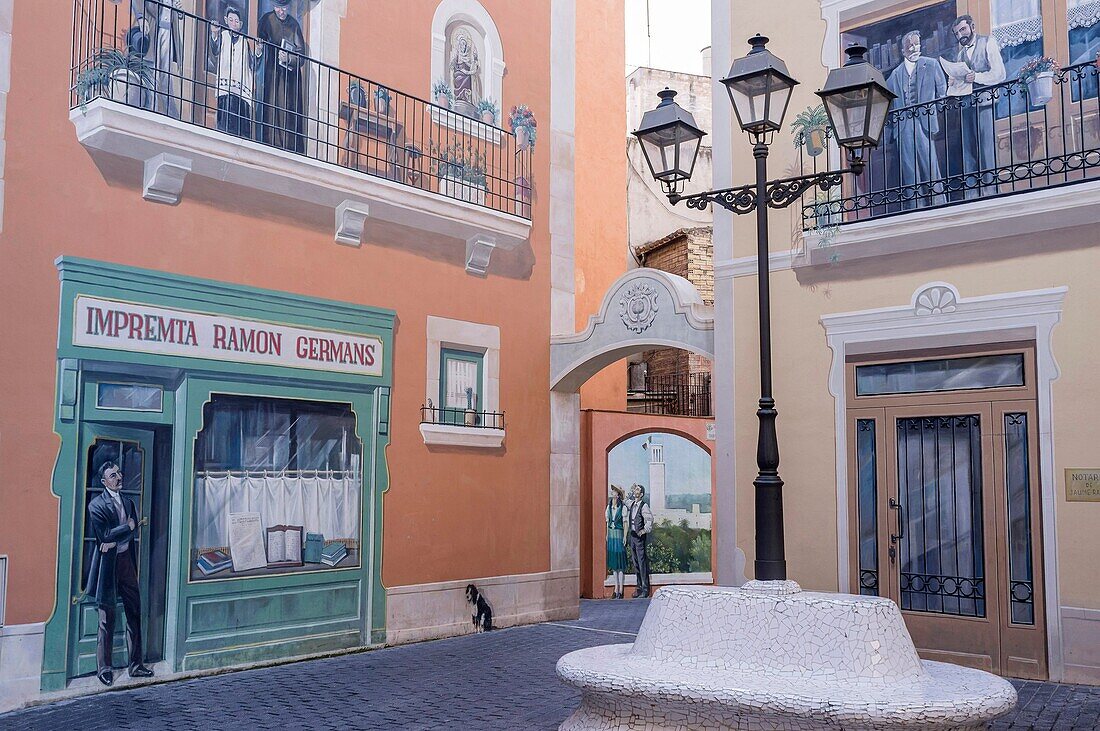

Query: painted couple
(606, 484), (653, 599)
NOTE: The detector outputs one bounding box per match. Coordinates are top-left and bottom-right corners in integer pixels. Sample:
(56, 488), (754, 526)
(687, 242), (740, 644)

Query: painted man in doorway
(627, 484), (654, 598)
(86, 461), (153, 685)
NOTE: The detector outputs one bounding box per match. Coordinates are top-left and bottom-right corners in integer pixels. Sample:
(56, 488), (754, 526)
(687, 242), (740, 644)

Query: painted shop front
(41, 258), (394, 691)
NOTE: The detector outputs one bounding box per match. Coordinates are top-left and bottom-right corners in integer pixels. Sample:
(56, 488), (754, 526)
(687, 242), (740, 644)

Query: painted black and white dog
(465, 584), (494, 632)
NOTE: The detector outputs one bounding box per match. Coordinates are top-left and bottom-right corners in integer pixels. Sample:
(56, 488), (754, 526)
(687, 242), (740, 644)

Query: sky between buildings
(625, 0), (712, 76)
(608, 434), (712, 497)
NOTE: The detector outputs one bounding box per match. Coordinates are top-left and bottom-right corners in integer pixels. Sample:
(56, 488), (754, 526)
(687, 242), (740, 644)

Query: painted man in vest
(885, 31), (947, 210)
(86, 461), (153, 685)
(951, 14), (1006, 198)
(627, 484), (654, 598)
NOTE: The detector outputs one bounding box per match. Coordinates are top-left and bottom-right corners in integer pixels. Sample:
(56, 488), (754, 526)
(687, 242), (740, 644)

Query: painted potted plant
(789, 104), (829, 157)
(1018, 56), (1060, 106)
(508, 104), (537, 151)
(463, 387), (478, 427)
(348, 81), (367, 107)
(374, 86), (392, 116)
(476, 98), (499, 125)
(420, 398), (434, 424)
(514, 175), (531, 217)
(75, 47), (154, 112)
(432, 79), (454, 110)
(404, 144), (423, 185)
(433, 142), (488, 205)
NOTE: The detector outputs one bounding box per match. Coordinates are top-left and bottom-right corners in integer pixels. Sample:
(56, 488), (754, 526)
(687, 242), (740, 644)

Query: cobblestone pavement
(2, 598), (1097, 730)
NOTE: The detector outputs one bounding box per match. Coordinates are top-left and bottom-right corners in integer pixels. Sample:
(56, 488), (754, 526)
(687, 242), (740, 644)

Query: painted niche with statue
(445, 21), (485, 117)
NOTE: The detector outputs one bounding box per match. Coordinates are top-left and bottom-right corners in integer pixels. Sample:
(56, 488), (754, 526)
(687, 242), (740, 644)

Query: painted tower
(647, 438), (666, 510)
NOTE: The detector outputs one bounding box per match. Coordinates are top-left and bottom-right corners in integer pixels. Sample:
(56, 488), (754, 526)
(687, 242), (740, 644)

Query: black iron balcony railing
(627, 372), (713, 418)
(799, 61), (1100, 228)
(70, 0), (533, 219)
(420, 404), (505, 430)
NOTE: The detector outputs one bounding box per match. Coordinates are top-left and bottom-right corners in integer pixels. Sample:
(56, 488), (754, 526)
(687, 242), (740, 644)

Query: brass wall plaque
(1065, 469), (1100, 502)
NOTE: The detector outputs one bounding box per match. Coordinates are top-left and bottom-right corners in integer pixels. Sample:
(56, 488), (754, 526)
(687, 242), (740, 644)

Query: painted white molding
(0, 0), (11, 233)
(0, 621), (45, 714)
(142, 153), (192, 205)
(429, 0), (505, 106)
(418, 422), (505, 448)
(465, 234), (497, 276)
(714, 249), (796, 279)
(424, 315), (501, 427)
(821, 281), (1068, 681)
(334, 200), (369, 246)
(603, 572), (714, 587)
(799, 180), (1100, 268)
(429, 107), (503, 144)
(73, 101), (530, 251)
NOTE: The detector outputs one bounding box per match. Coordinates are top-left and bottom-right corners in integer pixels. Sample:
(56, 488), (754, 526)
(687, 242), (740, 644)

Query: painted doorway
(846, 344), (1047, 679)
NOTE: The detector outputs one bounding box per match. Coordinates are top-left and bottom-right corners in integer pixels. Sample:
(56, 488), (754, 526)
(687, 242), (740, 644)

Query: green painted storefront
(41, 257), (394, 691)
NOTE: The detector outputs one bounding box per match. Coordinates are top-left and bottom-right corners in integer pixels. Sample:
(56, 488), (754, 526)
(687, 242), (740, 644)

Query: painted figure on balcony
(449, 27), (483, 116)
(131, 0), (184, 119)
(951, 14), (1006, 198)
(885, 31), (947, 209)
(258, 0), (307, 153)
(210, 6), (261, 138)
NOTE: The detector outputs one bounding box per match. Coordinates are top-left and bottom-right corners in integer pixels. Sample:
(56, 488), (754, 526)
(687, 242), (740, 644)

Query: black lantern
(721, 35), (798, 136)
(816, 44), (896, 151)
(632, 88), (707, 193)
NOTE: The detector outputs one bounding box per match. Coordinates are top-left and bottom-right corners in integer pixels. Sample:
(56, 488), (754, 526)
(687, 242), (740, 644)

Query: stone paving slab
(1, 598), (1097, 730)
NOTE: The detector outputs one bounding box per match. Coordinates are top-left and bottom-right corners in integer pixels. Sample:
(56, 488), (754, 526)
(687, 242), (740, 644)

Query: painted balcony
(798, 61), (1100, 265)
(69, 0), (531, 274)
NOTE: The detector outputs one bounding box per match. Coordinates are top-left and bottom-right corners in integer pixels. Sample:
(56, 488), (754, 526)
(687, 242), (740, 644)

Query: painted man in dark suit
(85, 461), (153, 685)
(627, 484), (654, 598)
(886, 31), (947, 209)
(952, 14), (1006, 198)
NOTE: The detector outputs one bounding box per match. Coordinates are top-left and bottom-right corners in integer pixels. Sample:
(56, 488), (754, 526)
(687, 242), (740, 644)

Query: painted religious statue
(448, 27), (482, 116)
(257, 0), (307, 153)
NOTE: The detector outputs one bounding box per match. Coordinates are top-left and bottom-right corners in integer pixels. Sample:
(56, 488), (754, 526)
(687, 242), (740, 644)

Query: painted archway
(550, 268), (714, 392)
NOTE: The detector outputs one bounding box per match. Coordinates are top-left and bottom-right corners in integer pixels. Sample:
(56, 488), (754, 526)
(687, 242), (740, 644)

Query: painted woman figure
(605, 486), (628, 599)
(449, 27), (482, 115)
(257, 0), (306, 152)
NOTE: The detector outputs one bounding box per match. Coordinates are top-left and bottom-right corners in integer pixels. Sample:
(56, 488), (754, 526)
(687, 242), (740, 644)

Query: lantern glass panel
(824, 88), (871, 143)
(765, 78), (794, 129)
(675, 135), (701, 178)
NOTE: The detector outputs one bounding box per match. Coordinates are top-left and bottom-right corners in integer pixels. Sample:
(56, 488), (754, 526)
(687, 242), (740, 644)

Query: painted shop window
(96, 383), (164, 412)
(190, 394), (361, 581)
(439, 348), (484, 425)
(606, 434), (712, 586)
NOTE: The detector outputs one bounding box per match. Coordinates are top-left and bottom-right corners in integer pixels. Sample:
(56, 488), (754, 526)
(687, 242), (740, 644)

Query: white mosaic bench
(557, 582), (1016, 730)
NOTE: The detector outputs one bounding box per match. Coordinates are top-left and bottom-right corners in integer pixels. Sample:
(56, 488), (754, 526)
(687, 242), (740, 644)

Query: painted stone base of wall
(1062, 607), (1100, 685)
(0, 623), (45, 713)
(387, 569), (580, 645)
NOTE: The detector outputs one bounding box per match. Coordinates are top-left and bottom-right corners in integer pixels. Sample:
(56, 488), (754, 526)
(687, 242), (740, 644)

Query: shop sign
(1065, 469), (1100, 502)
(73, 296), (383, 377)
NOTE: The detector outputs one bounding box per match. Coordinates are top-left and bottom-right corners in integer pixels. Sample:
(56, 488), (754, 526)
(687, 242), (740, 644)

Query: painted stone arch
(430, 0), (505, 113)
(551, 268), (714, 393)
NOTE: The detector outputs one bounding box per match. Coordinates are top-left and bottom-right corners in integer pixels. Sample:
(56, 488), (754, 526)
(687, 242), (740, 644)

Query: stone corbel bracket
(465, 234), (498, 277)
(335, 200), (370, 246)
(143, 153), (192, 205)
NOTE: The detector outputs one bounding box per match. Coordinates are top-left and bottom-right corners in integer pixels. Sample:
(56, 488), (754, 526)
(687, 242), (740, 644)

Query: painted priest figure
(627, 484), (654, 598)
(86, 461), (153, 685)
(257, 0), (307, 153)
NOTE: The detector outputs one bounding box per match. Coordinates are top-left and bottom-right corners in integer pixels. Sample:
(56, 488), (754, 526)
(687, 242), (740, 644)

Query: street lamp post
(633, 36), (895, 582)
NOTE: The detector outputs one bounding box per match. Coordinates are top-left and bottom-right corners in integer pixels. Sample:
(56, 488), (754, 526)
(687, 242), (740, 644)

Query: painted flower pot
(374, 96), (390, 116)
(804, 127), (827, 157)
(108, 68), (150, 109)
(1026, 71), (1055, 106)
(514, 175), (531, 217)
(464, 408), (477, 427)
(481, 110), (496, 125)
(420, 404), (434, 423)
(439, 175), (486, 206)
(515, 125), (531, 150)
(436, 94), (451, 109)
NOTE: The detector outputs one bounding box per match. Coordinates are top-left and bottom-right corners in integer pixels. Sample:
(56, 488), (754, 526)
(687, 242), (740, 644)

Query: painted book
(266, 524), (304, 567)
(196, 549), (232, 576)
(227, 512), (267, 572)
(320, 541), (347, 567)
(303, 532), (324, 563)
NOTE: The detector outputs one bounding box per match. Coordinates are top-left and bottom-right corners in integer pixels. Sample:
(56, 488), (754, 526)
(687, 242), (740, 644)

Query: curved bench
(557, 582), (1016, 730)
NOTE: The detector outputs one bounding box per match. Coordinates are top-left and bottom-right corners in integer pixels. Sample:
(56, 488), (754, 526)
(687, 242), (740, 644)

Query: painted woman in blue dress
(605, 486), (628, 599)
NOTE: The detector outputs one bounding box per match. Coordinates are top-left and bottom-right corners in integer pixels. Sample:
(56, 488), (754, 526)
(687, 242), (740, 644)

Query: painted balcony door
(849, 402), (1046, 678)
(69, 425), (156, 678)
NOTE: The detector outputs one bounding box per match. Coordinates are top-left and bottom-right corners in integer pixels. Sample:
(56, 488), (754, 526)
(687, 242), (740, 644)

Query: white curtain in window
(193, 472), (361, 550)
(1068, 0), (1100, 30)
(444, 358), (479, 409)
(991, 0), (1044, 46)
